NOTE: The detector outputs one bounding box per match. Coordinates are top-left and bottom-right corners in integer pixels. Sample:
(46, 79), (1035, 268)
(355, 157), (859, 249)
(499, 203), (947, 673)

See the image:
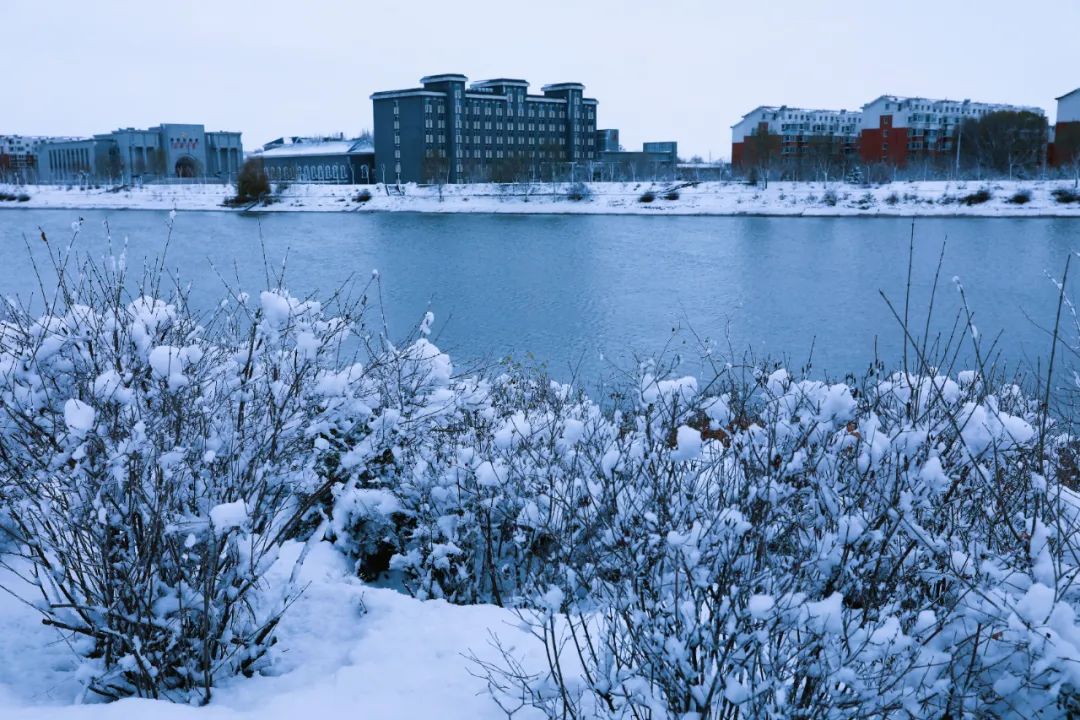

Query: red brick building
(858, 95), (1044, 168)
(730, 106), (861, 176)
(1050, 88), (1080, 169)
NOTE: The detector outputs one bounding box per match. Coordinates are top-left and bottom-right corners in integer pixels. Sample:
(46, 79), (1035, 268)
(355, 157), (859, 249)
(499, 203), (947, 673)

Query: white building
(0, 135), (78, 181)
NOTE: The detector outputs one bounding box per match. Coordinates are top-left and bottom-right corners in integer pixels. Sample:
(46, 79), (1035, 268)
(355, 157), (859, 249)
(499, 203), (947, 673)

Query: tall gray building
(371, 74), (598, 184)
(37, 123), (242, 184)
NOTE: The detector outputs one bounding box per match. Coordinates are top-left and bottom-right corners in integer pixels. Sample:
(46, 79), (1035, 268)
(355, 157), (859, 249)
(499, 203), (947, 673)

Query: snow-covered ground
(2, 179), (1080, 216)
(0, 542), (543, 720)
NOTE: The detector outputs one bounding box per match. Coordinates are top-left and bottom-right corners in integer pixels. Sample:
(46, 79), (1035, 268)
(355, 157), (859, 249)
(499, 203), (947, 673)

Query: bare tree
(959, 110), (1048, 178)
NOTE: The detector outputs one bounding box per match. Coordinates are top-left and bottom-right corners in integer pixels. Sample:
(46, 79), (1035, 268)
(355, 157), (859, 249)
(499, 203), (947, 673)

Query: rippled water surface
(1, 209), (1078, 384)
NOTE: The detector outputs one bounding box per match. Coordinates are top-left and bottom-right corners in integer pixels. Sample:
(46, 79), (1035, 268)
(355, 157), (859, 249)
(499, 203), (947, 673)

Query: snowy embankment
(2, 179), (1080, 216)
(0, 543), (541, 720)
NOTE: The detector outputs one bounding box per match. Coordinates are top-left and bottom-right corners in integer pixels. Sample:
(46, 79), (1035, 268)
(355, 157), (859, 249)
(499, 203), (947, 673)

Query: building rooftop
(541, 82), (585, 92)
(373, 76), (594, 104)
(865, 94), (1044, 114)
(732, 105), (862, 128)
(258, 139), (373, 158)
(472, 78), (529, 88)
(420, 73), (468, 84)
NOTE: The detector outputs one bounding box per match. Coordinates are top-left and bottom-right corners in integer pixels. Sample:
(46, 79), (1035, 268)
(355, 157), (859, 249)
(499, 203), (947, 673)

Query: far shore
(2, 179), (1080, 218)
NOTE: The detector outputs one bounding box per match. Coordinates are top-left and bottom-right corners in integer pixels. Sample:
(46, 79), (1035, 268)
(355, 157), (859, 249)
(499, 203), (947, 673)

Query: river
(1, 208), (1078, 387)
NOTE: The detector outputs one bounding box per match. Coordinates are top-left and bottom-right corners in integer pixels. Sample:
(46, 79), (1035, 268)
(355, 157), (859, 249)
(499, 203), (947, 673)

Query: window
(394, 149), (401, 159)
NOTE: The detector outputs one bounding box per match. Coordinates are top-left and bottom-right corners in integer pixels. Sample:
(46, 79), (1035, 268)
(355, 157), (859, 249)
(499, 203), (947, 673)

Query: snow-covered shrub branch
(0, 227), (388, 703)
(468, 365), (1080, 719)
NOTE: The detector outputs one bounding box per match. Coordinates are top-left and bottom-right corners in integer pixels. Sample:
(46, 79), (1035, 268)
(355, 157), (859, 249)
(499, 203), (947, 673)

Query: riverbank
(1, 179), (1079, 216)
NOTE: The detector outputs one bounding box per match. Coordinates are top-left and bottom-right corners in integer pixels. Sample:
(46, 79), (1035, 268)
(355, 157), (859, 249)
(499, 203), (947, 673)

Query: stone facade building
(37, 123), (242, 184)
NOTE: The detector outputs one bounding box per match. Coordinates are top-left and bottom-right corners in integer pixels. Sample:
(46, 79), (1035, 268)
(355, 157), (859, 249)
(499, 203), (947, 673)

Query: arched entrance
(174, 156), (199, 178)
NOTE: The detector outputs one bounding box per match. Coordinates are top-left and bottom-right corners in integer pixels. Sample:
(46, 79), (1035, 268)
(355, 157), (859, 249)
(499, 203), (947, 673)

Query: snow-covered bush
(472, 361), (1080, 719)
(0, 229), (376, 703)
(319, 345), (610, 605)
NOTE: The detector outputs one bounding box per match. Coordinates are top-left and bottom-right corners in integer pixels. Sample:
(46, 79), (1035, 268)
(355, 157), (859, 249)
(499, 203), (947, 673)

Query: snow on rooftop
(258, 140), (373, 158)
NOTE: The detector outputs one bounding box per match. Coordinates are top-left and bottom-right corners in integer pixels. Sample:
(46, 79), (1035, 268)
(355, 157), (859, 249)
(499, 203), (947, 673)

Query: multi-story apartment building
(0, 135), (69, 181)
(731, 106), (862, 172)
(37, 123), (242, 184)
(371, 74), (598, 183)
(1050, 88), (1080, 168)
(859, 95), (1044, 167)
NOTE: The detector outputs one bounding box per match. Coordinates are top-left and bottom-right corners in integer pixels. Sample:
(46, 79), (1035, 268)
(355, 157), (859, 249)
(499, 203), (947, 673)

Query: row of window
(779, 147), (858, 155)
(781, 136), (859, 143)
(419, 99), (594, 121)
(419, 134), (596, 148)
(424, 148), (594, 161)
(266, 162), (368, 182)
(425, 119), (578, 132)
(894, 102), (998, 116)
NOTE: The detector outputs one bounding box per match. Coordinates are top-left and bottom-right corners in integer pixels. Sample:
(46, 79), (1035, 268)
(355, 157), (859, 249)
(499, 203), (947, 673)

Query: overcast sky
(6, 0), (1079, 159)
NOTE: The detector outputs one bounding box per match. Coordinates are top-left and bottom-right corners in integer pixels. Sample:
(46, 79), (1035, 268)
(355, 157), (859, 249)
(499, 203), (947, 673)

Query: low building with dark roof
(256, 136), (375, 184)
